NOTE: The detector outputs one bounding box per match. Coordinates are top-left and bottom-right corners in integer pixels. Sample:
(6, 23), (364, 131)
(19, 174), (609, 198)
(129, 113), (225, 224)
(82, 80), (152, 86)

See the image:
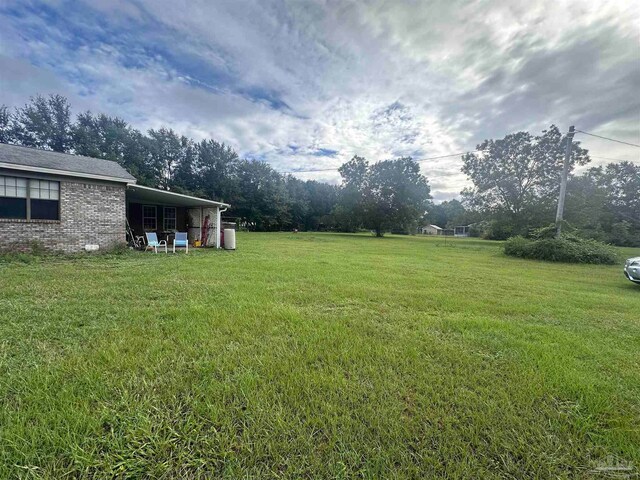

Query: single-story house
(0, 143), (229, 253)
(420, 224), (443, 235)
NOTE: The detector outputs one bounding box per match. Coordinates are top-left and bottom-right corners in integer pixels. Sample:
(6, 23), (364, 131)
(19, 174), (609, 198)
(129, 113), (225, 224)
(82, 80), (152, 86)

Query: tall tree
(11, 94), (73, 152)
(284, 176), (310, 230)
(232, 160), (290, 230)
(337, 156), (431, 236)
(601, 161), (640, 227)
(304, 180), (339, 230)
(147, 128), (184, 189)
(461, 125), (590, 237)
(72, 111), (103, 158)
(565, 162), (640, 246)
(71, 111), (157, 186)
(0, 105), (12, 144)
(195, 139), (239, 202)
(172, 136), (198, 194)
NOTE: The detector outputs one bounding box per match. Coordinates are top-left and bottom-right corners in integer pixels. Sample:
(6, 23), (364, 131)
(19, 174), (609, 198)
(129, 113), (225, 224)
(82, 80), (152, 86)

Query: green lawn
(1, 233), (639, 478)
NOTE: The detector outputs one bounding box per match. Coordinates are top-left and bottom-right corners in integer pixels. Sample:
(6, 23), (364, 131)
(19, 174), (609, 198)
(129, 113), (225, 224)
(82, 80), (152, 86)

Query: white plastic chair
(144, 232), (167, 254)
(173, 232), (188, 253)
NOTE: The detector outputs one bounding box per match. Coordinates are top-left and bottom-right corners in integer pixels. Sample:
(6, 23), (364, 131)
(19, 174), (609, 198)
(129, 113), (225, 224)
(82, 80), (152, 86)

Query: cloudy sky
(1, 0), (639, 201)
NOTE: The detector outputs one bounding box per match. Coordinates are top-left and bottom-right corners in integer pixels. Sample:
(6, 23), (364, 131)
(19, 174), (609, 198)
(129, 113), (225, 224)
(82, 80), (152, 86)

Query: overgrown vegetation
(1, 233), (639, 477)
(504, 227), (618, 264)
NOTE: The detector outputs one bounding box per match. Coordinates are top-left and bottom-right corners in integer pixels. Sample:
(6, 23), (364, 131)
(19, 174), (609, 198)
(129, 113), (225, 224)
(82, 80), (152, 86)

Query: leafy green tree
(334, 155), (369, 232)
(337, 156), (431, 236)
(564, 168), (608, 241)
(283, 176), (310, 230)
(73, 112), (128, 160)
(303, 180), (339, 230)
(171, 137), (198, 194)
(232, 160), (290, 230)
(11, 94), (73, 152)
(195, 139), (239, 202)
(566, 161), (640, 246)
(461, 125), (590, 238)
(120, 130), (156, 186)
(147, 128), (185, 189)
(71, 111), (157, 186)
(601, 162), (640, 228)
(0, 105), (13, 144)
(72, 111), (102, 158)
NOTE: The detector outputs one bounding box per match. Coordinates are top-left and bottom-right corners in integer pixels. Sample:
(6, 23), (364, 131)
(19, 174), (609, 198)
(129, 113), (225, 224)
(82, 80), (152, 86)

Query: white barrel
(223, 229), (236, 250)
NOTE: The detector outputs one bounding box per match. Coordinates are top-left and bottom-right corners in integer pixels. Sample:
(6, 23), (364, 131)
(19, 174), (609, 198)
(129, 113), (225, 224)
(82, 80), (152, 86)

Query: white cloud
(0, 0), (638, 201)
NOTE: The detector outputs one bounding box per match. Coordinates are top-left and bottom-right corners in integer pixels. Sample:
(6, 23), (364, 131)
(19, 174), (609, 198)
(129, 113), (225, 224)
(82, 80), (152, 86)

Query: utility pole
(555, 125), (575, 237)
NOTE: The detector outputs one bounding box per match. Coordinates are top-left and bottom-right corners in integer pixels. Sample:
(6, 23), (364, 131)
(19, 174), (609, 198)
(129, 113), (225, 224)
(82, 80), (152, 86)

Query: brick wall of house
(0, 179), (126, 253)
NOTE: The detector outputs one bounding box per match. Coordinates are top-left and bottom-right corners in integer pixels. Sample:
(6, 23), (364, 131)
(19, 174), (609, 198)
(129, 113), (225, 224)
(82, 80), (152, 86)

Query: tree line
(0, 94), (431, 234)
(0, 95), (343, 231)
(1, 95), (637, 245)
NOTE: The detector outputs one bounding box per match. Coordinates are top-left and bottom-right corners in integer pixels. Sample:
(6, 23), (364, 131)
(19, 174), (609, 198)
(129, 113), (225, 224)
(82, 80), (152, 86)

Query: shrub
(503, 235), (530, 258)
(504, 234), (618, 264)
(101, 242), (131, 255)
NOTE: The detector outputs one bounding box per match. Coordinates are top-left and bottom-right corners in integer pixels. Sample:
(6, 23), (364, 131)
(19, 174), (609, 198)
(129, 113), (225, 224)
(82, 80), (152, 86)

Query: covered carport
(126, 184), (229, 248)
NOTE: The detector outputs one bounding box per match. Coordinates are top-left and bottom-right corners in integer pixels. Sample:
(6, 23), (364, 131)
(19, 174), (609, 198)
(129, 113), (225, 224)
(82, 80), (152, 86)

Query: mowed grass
(1, 233), (639, 479)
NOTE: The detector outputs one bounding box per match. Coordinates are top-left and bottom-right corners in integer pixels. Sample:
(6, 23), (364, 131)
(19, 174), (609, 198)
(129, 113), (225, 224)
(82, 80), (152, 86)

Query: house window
(29, 179), (60, 220)
(0, 176), (60, 221)
(164, 207), (176, 231)
(143, 205), (157, 230)
(0, 176), (28, 219)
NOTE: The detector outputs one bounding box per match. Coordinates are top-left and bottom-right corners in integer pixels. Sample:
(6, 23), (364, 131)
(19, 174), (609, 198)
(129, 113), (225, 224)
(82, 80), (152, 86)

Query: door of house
(187, 207), (218, 246)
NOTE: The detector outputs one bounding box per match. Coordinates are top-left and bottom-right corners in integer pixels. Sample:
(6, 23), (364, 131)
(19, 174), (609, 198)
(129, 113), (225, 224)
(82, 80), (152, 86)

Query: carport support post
(216, 207), (221, 249)
(555, 125), (575, 238)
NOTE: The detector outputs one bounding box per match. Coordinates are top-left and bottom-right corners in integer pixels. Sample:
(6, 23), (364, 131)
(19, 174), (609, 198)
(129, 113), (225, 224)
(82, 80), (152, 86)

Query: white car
(624, 257), (640, 285)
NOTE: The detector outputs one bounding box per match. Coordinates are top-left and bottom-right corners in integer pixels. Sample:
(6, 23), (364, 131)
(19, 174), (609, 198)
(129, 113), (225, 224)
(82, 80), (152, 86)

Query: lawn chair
(173, 232), (189, 253)
(144, 232), (167, 254)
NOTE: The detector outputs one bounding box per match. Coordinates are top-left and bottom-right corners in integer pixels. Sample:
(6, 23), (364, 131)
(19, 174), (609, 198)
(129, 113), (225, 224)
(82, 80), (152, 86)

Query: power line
(279, 150), (483, 174)
(279, 146), (639, 175)
(279, 167), (340, 174)
(576, 130), (640, 148)
(415, 151), (483, 163)
(590, 155), (640, 162)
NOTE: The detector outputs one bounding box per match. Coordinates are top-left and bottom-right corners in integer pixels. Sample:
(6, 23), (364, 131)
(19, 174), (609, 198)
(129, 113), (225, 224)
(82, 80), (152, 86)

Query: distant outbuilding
(420, 224), (443, 235)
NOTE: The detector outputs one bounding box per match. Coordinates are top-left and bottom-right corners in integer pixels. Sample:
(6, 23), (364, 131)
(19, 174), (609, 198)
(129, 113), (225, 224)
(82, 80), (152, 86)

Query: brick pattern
(0, 180), (126, 253)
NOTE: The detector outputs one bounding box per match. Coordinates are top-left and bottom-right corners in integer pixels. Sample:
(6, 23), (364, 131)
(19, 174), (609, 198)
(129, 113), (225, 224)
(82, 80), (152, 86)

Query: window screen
(143, 205), (157, 230)
(30, 180), (59, 200)
(0, 176), (28, 198)
(164, 207), (176, 231)
(0, 176), (28, 219)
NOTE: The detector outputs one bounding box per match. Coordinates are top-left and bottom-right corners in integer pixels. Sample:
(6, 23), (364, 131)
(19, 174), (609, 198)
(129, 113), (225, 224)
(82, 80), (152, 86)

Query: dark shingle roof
(0, 143), (136, 182)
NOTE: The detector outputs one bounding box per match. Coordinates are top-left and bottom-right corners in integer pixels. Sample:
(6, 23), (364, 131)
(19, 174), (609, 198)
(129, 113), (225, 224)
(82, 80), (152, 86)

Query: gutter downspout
(216, 207), (228, 249)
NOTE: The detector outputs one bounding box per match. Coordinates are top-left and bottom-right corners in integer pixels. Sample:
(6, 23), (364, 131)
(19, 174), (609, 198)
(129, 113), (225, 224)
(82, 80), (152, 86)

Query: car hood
(626, 257), (640, 263)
